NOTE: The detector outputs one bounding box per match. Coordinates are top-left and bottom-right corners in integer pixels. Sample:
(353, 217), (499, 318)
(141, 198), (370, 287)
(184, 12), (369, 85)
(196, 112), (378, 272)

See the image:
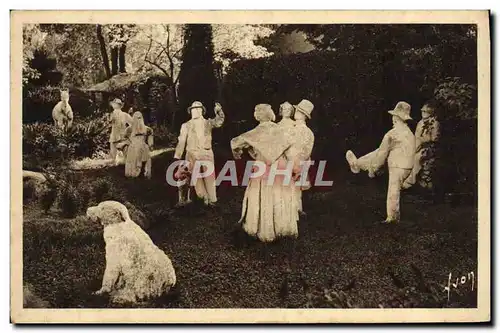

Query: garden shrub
(433, 77), (477, 121)
(66, 112), (110, 158)
(150, 124), (178, 148)
(22, 113), (110, 169)
(23, 179), (38, 203)
(22, 123), (74, 170)
(22, 85), (95, 124)
(59, 183), (80, 218)
(414, 77), (479, 196)
(90, 178), (114, 204)
(87, 73), (174, 126)
(78, 183), (93, 213)
(39, 184), (58, 214)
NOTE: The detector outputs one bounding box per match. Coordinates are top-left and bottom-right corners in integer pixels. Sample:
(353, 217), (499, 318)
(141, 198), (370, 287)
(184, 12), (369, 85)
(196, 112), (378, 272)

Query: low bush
(150, 124), (178, 149)
(67, 112), (110, 158)
(59, 183), (80, 218)
(22, 123), (73, 170)
(90, 178), (114, 204)
(23, 180), (38, 203)
(23, 113), (111, 169)
(39, 182), (58, 214)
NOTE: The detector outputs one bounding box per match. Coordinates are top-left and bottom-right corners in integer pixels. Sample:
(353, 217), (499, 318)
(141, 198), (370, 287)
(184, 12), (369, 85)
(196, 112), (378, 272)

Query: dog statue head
(87, 201), (131, 226)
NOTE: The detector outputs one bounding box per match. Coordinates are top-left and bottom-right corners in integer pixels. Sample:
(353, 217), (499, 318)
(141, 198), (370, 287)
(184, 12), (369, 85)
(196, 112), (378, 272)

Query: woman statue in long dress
(230, 104), (297, 242)
(122, 111), (154, 179)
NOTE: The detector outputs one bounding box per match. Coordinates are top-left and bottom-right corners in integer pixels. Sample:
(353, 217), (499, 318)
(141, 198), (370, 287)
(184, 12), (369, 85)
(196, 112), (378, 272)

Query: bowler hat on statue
(187, 101), (207, 115)
(110, 98), (124, 107)
(294, 99), (314, 119)
(388, 101), (412, 121)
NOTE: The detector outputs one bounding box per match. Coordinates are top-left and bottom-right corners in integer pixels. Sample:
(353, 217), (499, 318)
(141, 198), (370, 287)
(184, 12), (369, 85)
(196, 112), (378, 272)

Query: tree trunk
(119, 44), (127, 73)
(96, 25), (111, 79)
(111, 47), (118, 76)
(169, 85), (178, 130)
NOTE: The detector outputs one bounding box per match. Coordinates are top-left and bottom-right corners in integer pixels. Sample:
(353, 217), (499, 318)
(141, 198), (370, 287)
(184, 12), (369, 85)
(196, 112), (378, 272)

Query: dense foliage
(177, 24), (219, 127)
(22, 114), (110, 170)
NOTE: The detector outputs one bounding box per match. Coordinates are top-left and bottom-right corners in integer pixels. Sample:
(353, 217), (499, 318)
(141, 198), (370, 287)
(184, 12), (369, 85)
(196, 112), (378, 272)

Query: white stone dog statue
(87, 201), (176, 304)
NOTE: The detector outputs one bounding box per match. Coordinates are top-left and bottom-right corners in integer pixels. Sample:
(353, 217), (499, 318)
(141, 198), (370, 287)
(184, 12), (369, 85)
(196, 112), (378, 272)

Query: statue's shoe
(345, 150), (360, 174)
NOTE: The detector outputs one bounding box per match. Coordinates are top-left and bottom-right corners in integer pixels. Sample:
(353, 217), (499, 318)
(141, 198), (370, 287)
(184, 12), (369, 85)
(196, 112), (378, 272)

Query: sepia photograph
(11, 10), (490, 323)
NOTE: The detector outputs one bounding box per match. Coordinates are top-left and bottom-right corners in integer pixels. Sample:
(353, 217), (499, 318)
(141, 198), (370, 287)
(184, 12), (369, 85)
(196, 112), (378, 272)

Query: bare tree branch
(144, 37), (153, 60)
(166, 25), (171, 55)
(144, 59), (169, 76)
(143, 25), (184, 83)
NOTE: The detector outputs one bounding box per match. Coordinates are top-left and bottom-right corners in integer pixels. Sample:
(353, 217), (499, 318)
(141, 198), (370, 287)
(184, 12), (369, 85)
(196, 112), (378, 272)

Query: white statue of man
(174, 101), (225, 206)
(109, 98), (133, 165)
(289, 99), (315, 217)
(345, 101), (416, 223)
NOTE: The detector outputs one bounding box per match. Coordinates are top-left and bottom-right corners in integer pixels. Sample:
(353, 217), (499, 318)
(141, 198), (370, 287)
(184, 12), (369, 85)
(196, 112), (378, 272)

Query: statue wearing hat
(174, 101), (225, 206)
(345, 101), (416, 223)
(288, 99), (315, 217)
(109, 98), (133, 165)
(402, 100), (441, 191)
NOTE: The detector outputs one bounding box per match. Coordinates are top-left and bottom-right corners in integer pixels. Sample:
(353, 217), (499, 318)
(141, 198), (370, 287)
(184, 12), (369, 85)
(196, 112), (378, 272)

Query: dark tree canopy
(28, 50), (63, 87)
(279, 24), (475, 53)
(177, 24), (218, 127)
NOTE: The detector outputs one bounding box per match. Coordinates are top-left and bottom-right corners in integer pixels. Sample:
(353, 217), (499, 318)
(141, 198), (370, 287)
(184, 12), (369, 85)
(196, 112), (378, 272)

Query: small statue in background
(52, 89), (74, 131)
(403, 100), (441, 191)
(122, 111), (154, 179)
(109, 98), (133, 165)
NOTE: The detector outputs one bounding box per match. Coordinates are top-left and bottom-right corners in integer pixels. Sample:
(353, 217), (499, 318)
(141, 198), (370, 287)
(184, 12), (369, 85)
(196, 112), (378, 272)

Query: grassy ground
(23, 148), (478, 308)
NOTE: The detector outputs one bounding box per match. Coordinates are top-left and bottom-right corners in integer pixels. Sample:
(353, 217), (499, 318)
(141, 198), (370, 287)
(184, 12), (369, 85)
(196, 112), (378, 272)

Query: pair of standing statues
(346, 100), (440, 224)
(108, 98), (154, 179)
